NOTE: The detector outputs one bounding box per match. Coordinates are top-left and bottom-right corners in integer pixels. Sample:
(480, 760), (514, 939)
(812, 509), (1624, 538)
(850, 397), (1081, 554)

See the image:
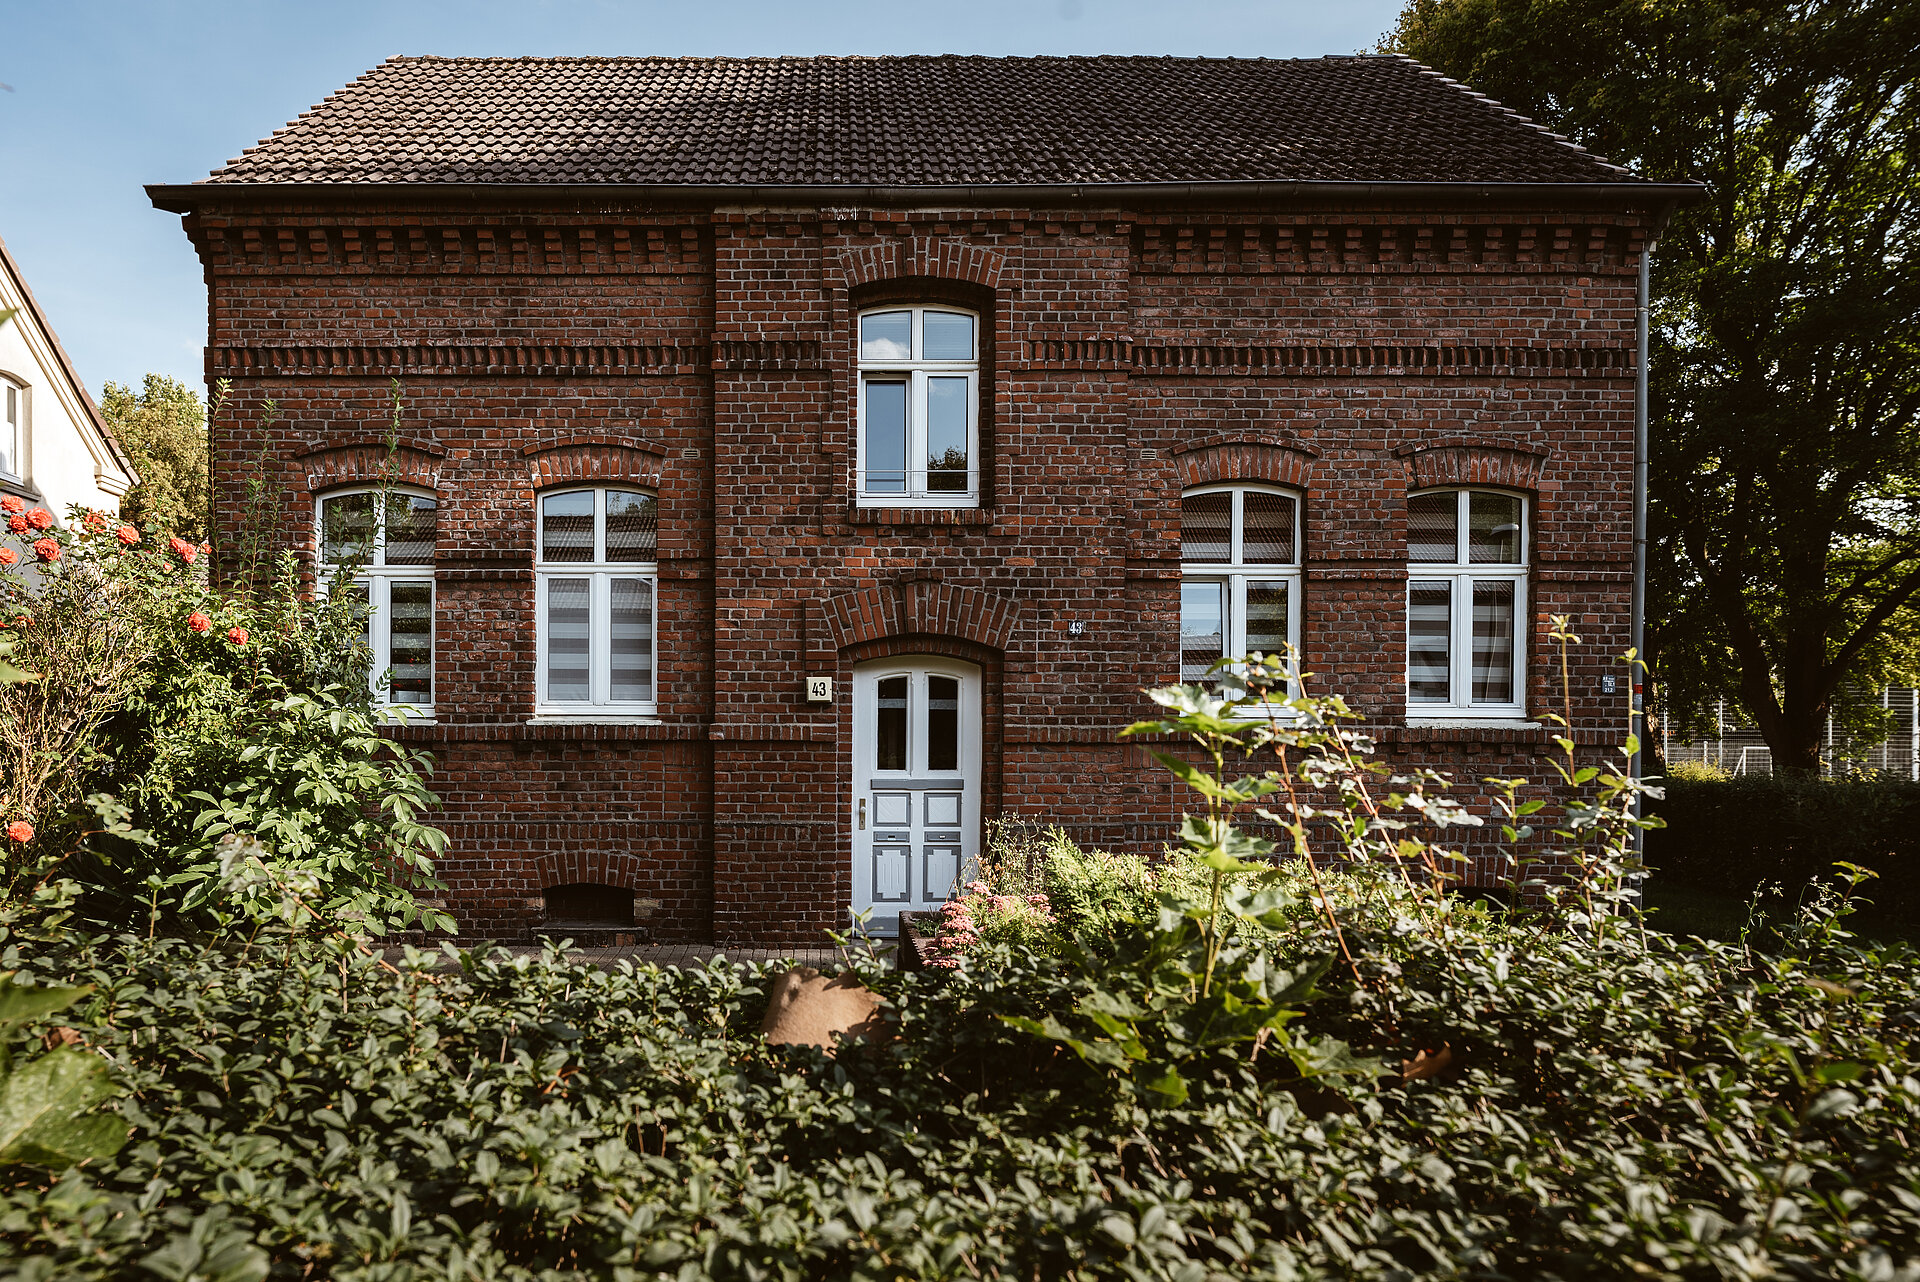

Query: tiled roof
(190, 54), (1649, 189)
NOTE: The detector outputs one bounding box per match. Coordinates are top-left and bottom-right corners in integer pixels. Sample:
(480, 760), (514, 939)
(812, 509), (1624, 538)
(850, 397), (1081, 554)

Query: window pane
(1472, 580), (1517, 704)
(927, 675), (959, 772)
(343, 576), (371, 664)
(1408, 492), (1458, 562)
(1, 385), (15, 476)
(1242, 492), (1296, 564)
(876, 675), (908, 771)
(383, 494), (437, 565)
(1245, 580), (1290, 661)
(387, 582), (433, 704)
(541, 491), (594, 563)
(922, 311), (974, 360)
(1181, 580), (1225, 682)
(606, 491), (658, 562)
(1180, 492), (1231, 563)
(860, 311), (912, 360)
(926, 376), (969, 493)
(545, 578), (591, 701)
(320, 492), (376, 564)
(1469, 492), (1524, 564)
(1408, 580), (1452, 703)
(609, 577), (654, 702)
(863, 380), (908, 493)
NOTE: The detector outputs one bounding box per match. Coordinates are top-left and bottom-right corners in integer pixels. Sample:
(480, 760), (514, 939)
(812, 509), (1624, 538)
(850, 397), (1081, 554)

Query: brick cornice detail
(524, 442), (664, 490)
(299, 444), (442, 492)
(1396, 439), (1550, 490)
(210, 342), (705, 378)
(819, 580), (1023, 653)
(709, 335), (827, 371)
(835, 237), (1005, 291)
(1011, 339), (1634, 377)
(1174, 433), (1319, 489)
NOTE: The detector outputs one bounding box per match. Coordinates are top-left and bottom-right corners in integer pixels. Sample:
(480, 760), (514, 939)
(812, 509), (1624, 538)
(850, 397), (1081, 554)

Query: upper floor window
(857, 306), (978, 507)
(1, 379), (21, 480)
(317, 487), (437, 710)
(1406, 488), (1527, 716)
(1180, 485), (1301, 690)
(537, 486), (658, 715)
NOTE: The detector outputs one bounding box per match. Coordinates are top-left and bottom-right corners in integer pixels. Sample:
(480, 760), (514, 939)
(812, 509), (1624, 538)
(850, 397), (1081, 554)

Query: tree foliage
(100, 375), (209, 544)
(1386, 0), (1920, 774)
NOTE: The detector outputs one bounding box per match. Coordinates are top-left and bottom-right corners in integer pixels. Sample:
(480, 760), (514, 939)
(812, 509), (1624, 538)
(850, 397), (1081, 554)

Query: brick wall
(179, 199), (1653, 942)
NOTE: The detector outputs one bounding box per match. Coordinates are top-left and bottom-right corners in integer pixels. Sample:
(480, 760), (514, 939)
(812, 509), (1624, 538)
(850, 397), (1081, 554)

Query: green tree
(100, 375), (209, 542)
(1386, 0), (1920, 775)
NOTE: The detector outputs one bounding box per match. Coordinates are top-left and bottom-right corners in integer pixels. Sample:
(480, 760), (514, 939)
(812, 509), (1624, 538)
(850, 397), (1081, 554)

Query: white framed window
(317, 487), (437, 711)
(1179, 485), (1301, 697)
(856, 306), (979, 506)
(536, 486), (658, 716)
(1406, 488), (1527, 717)
(1, 379), (22, 480)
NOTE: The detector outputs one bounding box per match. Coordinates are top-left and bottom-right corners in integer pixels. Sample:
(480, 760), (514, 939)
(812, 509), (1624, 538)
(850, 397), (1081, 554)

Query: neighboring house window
(856, 306), (978, 506)
(1, 379), (21, 479)
(1406, 488), (1527, 716)
(317, 488), (437, 709)
(1180, 485), (1301, 689)
(536, 486), (658, 715)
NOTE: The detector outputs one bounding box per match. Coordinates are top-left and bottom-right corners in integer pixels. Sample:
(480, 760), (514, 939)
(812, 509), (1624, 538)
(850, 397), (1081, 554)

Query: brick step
(529, 921), (649, 948)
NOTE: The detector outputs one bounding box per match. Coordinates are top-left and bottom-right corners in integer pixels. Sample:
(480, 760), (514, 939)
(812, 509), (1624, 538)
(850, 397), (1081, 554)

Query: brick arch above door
(810, 580), (1025, 656)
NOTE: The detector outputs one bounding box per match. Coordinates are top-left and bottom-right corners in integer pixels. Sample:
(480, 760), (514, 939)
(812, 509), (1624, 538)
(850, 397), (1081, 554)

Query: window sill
(528, 712), (661, 724)
(1403, 716), (1538, 729)
(847, 504), (993, 526)
(375, 709), (436, 726)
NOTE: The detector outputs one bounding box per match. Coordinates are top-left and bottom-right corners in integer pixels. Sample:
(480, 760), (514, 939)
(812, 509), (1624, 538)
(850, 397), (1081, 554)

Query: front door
(851, 658), (982, 934)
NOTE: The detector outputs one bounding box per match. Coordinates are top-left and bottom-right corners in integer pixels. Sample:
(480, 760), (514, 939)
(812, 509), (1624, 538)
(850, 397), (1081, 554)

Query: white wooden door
(851, 658), (982, 934)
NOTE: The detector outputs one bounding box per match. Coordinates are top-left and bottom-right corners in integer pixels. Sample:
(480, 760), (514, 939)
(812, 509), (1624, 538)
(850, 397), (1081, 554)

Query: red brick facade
(167, 195), (1658, 942)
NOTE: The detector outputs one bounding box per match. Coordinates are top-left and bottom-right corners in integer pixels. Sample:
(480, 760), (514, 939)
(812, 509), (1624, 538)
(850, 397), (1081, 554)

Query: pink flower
(0, 548), (14, 567)
(187, 612), (212, 633)
(115, 526), (140, 546)
(4, 821), (31, 843)
(0, 496), (19, 515)
(30, 538), (58, 562)
(24, 509), (51, 531)
(226, 627), (249, 646)
(964, 880), (991, 896)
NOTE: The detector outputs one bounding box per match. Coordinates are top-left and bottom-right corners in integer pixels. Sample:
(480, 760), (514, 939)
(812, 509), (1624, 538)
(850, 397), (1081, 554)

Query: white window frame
(855, 305), (980, 508)
(1179, 484), (1303, 706)
(315, 486), (437, 715)
(1, 378), (23, 482)
(535, 486), (659, 718)
(1405, 487), (1529, 720)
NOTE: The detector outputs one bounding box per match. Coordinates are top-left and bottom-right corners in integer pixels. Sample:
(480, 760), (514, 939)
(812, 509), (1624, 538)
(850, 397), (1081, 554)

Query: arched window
(856, 306), (978, 506)
(1179, 485), (1301, 687)
(536, 486), (658, 714)
(1, 377), (23, 481)
(316, 487), (438, 709)
(1406, 488), (1527, 715)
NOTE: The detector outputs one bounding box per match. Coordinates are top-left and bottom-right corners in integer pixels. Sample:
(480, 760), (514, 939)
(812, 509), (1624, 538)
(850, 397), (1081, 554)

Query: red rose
(226, 626), (249, 646)
(4, 821), (31, 844)
(0, 548), (14, 567)
(187, 612), (212, 633)
(116, 526), (140, 545)
(168, 536), (197, 563)
(6, 516), (23, 534)
(0, 495), (19, 514)
(199, 542), (211, 556)
(25, 509), (52, 531)
(31, 538), (58, 562)
(81, 511), (107, 532)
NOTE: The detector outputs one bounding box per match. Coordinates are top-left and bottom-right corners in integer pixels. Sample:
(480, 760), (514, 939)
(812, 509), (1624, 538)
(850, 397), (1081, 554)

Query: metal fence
(1662, 688), (1920, 779)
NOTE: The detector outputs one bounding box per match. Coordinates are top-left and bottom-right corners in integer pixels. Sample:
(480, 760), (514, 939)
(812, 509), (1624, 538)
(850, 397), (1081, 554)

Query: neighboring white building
(0, 232), (135, 520)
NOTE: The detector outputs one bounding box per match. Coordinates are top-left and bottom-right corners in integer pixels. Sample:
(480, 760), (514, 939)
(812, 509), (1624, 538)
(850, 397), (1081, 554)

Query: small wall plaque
(805, 676), (834, 703)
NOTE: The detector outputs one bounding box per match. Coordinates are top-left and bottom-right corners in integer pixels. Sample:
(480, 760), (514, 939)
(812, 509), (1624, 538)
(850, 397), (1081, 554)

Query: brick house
(148, 54), (1697, 942)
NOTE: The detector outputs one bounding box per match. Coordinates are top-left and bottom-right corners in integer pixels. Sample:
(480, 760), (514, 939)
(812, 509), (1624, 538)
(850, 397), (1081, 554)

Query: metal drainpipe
(1632, 237), (1653, 863)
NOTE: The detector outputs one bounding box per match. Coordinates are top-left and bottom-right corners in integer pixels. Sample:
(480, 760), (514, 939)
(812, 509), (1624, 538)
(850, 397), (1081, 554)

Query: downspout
(1631, 233), (1655, 865)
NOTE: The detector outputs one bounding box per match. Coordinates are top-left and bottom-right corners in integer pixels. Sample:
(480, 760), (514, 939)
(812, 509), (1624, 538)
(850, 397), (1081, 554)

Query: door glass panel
(387, 582), (433, 704)
(545, 578), (591, 701)
(1408, 492), (1458, 562)
(1245, 580), (1290, 662)
(927, 676), (959, 772)
(1469, 492), (1523, 564)
(1180, 492), (1232, 563)
(541, 491), (595, 563)
(1472, 580), (1516, 703)
(606, 491), (658, 562)
(1181, 580), (1225, 682)
(922, 311), (974, 360)
(875, 675), (908, 771)
(320, 492), (376, 564)
(860, 311), (912, 360)
(863, 380), (908, 493)
(1408, 580), (1452, 702)
(609, 578), (653, 702)
(926, 377), (969, 493)
(1241, 492), (1296, 563)
(383, 494), (437, 565)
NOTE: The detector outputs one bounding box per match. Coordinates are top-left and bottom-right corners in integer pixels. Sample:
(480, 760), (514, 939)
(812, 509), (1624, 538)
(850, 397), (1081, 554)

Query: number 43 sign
(805, 676), (834, 703)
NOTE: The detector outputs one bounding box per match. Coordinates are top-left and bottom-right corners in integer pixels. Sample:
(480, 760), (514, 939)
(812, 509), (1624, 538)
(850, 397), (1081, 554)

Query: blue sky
(0, 0), (1405, 399)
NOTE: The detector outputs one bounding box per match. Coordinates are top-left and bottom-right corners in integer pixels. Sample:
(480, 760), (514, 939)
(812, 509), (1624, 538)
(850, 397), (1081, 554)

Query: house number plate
(805, 676), (834, 702)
